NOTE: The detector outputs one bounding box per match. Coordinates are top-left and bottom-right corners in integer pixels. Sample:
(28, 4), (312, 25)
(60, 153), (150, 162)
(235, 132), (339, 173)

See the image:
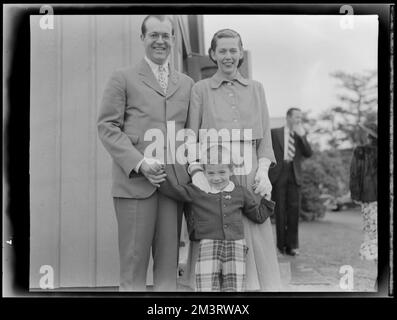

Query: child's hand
(264, 193), (271, 200)
(152, 162), (165, 174)
(192, 171), (210, 193)
(140, 159), (166, 187)
(253, 181), (271, 200)
(145, 158), (165, 174)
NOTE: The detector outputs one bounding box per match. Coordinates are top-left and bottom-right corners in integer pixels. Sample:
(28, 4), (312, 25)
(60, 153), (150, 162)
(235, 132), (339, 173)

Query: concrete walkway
(275, 209), (377, 292)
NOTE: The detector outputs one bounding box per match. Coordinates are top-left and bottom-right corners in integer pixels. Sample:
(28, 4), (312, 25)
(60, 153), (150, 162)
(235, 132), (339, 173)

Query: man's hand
(140, 159), (166, 188)
(293, 123), (306, 136)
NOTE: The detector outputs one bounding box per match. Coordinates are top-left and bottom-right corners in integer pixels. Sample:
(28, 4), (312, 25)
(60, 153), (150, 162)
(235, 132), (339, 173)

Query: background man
(97, 15), (194, 291)
(269, 107), (313, 256)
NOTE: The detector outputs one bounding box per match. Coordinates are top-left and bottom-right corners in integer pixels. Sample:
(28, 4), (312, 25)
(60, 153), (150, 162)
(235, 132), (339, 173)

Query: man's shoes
(277, 247), (286, 255)
(285, 248), (299, 256)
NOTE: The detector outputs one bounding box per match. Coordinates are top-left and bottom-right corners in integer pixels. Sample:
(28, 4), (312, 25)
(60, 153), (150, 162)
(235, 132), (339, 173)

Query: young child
(161, 144), (275, 292)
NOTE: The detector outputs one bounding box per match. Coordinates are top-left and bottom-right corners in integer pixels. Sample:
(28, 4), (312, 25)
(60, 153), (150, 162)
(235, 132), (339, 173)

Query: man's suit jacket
(98, 59), (194, 199)
(269, 127), (313, 186)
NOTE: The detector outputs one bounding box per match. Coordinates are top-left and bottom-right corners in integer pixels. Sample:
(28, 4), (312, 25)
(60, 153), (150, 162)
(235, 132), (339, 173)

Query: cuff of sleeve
(188, 162), (203, 176)
(134, 157), (145, 174)
(261, 197), (275, 210)
(258, 157), (271, 171)
(257, 148), (277, 168)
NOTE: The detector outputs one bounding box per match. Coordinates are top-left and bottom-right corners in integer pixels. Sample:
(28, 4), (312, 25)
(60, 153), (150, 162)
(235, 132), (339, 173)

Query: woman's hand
(253, 157), (272, 199)
(253, 171), (272, 199)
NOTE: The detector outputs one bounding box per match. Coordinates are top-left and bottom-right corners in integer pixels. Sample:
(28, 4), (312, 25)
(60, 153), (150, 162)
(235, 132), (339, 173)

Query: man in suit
(269, 107), (312, 256)
(97, 15), (194, 291)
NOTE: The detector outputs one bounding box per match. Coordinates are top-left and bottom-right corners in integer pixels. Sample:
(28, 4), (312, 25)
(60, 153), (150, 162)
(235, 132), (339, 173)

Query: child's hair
(202, 144), (234, 172)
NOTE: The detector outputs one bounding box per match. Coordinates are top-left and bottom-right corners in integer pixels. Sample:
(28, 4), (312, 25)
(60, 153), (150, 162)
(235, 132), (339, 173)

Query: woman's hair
(208, 29), (244, 68)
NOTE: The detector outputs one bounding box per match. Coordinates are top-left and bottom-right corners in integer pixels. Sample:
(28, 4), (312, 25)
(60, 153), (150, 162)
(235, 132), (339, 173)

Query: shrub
(300, 148), (352, 220)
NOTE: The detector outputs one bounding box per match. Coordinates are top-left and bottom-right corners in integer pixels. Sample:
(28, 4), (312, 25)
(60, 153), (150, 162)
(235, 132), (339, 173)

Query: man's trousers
(113, 191), (182, 291)
(272, 161), (301, 251)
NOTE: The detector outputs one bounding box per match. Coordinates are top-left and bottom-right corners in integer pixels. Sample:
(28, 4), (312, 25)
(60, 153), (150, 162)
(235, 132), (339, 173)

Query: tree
(309, 70), (377, 150)
(298, 70), (376, 219)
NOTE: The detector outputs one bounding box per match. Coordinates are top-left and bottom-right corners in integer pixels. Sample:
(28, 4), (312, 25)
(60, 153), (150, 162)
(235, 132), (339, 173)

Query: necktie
(157, 65), (168, 93)
(287, 131), (295, 160)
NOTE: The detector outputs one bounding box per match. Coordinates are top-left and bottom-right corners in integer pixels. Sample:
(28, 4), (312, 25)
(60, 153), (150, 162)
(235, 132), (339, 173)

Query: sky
(203, 15), (378, 118)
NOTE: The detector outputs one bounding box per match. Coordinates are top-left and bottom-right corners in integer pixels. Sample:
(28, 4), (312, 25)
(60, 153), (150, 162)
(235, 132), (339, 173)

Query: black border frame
(2, 2), (394, 309)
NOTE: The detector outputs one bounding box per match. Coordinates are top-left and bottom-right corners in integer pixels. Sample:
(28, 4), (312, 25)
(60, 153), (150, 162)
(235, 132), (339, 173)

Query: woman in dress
(350, 122), (378, 263)
(184, 29), (282, 291)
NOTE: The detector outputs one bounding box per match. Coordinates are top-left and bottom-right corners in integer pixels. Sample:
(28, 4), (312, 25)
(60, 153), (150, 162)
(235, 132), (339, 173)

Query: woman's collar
(210, 70), (248, 89)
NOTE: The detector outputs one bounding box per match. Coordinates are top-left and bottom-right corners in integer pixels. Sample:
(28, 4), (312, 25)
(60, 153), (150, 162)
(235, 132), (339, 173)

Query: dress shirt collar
(144, 55), (169, 75)
(210, 70), (249, 89)
(285, 125), (295, 137)
(208, 181), (235, 194)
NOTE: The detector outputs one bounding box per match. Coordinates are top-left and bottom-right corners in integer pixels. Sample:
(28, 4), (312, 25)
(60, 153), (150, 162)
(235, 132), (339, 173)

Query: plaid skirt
(195, 239), (248, 292)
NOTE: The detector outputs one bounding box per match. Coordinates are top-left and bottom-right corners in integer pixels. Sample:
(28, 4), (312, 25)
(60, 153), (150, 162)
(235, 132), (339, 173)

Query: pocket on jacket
(196, 221), (214, 237)
(228, 221), (244, 237)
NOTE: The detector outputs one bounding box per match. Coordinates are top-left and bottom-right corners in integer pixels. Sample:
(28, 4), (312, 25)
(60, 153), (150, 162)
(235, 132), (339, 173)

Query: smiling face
(210, 37), (243, 78)
(204, 163), (232, 191)
(141, 16), (174, 65)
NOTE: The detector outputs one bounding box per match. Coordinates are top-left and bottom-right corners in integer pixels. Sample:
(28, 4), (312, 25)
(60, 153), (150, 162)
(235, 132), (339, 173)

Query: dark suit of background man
(98, 15), (194, 291)
(269, 108), (312, 256)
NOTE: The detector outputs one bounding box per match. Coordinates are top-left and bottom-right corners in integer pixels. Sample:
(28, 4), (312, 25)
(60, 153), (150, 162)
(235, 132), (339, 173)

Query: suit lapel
(138, 59), (166, 97)
(166, 67), (180, 99)
(278, 127), (284, 153)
